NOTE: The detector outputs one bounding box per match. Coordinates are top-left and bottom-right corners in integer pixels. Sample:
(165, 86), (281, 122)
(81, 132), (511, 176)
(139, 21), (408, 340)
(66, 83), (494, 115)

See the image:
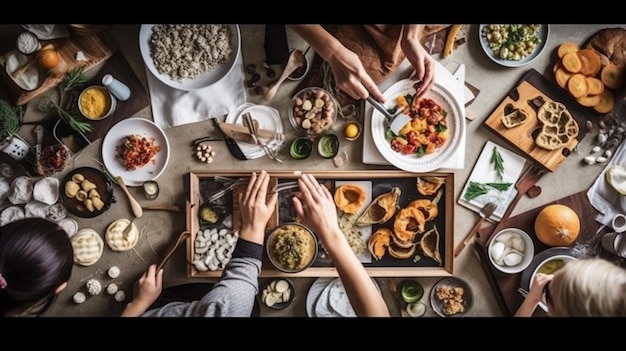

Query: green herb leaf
(463, 180), (512, 201)
(490, 146), (505, 181)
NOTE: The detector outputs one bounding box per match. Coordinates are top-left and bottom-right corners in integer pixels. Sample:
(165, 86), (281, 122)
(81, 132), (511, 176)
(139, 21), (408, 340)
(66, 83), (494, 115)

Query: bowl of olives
(289, 87), (337, 136)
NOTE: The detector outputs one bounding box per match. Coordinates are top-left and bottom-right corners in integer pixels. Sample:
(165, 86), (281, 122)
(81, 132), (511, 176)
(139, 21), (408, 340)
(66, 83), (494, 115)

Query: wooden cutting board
(484, 69), (595, 172)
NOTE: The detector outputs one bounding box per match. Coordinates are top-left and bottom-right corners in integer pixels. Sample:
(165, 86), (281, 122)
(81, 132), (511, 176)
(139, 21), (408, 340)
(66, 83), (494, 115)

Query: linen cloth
(147, 52), (246, 130)
(587, 139), (626, 227)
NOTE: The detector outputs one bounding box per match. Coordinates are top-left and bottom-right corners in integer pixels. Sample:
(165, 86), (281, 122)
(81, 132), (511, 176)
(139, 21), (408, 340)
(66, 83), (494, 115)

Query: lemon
(344, 123), (359, 139)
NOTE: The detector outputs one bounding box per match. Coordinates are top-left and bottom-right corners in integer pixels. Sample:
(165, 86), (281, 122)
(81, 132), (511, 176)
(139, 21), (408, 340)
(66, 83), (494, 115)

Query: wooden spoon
(116, 176), (143, 218)
(262, 49), (305, 103)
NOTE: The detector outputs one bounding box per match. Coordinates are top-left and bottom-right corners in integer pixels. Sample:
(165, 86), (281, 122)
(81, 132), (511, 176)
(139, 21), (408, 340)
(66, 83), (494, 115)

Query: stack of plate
(305, 277), (380, 317)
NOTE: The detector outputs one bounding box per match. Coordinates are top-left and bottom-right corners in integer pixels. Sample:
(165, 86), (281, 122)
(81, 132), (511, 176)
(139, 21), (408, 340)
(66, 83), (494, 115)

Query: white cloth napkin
(587, 140), (626, 227)
(147, 53), (247, 130)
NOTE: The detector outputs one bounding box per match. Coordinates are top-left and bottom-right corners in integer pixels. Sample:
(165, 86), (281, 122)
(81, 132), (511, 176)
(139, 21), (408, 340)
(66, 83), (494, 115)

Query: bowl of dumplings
(488, 227), (534, 274)
(60, 167), (114, 218)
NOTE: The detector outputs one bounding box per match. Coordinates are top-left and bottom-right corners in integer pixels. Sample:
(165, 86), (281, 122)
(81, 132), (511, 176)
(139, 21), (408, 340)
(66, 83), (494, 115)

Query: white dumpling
(504, 252), (523, 266)
(0, 205), (25, 226)
(0, 177), (10, 205)
(33, 177), (60, 205)
(24, 201), (50, 219)
(509, 236), (525, 252)
(7, 176), (33, 205)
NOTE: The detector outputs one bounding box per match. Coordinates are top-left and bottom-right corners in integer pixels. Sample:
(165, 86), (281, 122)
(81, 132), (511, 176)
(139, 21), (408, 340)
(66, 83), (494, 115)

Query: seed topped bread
(71, 228), (104, 266)
(534, 100), (579, 150)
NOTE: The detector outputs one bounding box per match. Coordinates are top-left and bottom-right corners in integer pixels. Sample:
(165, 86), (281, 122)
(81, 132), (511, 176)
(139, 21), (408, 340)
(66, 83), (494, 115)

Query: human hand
(292, 173), (340, 241)
(327, 47), (385, 102)
(132, 264), (163, 310)
(401, 26), (435, 98)
(527, 273), (553, 304)
(238, 170), (278, 245)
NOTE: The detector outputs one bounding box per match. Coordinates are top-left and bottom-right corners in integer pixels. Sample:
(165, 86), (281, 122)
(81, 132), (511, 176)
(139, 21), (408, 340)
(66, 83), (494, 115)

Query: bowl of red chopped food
(101, 117), (170, 187)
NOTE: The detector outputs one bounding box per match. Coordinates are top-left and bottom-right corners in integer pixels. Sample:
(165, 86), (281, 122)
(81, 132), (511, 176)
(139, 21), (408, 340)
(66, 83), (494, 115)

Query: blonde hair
(550, 257), (626, 317)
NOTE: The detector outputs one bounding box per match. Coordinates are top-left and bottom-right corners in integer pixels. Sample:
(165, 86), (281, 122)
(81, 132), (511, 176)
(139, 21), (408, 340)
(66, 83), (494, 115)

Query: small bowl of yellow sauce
(78, 85), (116, 120)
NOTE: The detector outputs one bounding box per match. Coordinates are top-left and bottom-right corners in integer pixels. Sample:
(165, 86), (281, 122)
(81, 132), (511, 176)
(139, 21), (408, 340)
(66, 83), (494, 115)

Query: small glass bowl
(289, 87), (337, 136)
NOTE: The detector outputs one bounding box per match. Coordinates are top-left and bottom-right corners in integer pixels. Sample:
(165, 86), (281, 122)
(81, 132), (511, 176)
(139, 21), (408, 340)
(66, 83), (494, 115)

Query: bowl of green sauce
(317, 134), (339, 159)
(289, 137), (313, 160)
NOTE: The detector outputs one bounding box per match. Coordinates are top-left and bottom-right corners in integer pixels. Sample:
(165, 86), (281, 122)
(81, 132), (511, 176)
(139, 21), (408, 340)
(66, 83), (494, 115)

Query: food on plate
(116, 134), (161, 171)
(64, 174), (105, 212)
(148, 24), (233, 81)
(481, 24), (542, 61)
(198, 203), (222, 227)
(333, 184), (367, 214)
(553, 61), (573, 89)
(105, 218), (139, 252)
(586, 77), (605, 95)
(108, 266), (121, 279)
(501, 107), (529, 128)
(420, 226), (442, 265)
(407, 188), (442, 221)
(606, 164), (626, 195)
(71, 228), (104, 266)
(261, 279), (292, 308)
(32, 177), (59, 205)
(356, 187), (401, 226)
(534, 100), (578, 151)
(600, 64), (624, 89)
(593, 89), (615, 114)
(337, 213), (367, 255)
(290, 87), (336, 135)
(0, 206), (25, 226)
(368, 228), (392, 260)
(267, 223), (316, 272)
(435, 284), (465, 316)
(416, 176), (445, 196)
(389, 94), (449, 157)
(7, 176), (33, 205)
(317, 133), (339, 159)
(534, 204), (580, 247)
(393, 206), (426, 245)
(537, 257), (567, 275)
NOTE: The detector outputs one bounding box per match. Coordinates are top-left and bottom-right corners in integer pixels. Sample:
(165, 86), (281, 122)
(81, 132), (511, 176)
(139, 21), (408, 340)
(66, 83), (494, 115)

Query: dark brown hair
(0, 218), (73, 316)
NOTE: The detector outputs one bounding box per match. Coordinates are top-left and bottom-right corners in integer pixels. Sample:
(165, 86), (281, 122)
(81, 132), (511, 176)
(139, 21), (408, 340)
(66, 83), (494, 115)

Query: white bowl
(488, 227), (534, 274)
(529, 254), (577, 288)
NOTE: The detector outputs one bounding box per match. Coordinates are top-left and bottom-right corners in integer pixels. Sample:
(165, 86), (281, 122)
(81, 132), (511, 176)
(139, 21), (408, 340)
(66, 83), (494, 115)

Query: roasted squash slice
(420, 226), (442, 266)
(356, 187), (401, 226)
(367, 228), (392, 260)
(334, 184), (367, 214)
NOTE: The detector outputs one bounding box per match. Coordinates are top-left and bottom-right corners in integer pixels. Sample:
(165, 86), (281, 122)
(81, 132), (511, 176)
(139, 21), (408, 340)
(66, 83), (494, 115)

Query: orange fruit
(37, 49), (59, 70)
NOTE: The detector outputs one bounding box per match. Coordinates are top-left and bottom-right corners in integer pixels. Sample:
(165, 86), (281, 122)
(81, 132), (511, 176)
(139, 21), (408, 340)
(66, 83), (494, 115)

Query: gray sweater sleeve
(141, 239), (262, 317)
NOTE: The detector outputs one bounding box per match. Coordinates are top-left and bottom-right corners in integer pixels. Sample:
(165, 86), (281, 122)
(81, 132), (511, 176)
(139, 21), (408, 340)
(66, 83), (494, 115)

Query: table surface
(6, 24), (622, 317)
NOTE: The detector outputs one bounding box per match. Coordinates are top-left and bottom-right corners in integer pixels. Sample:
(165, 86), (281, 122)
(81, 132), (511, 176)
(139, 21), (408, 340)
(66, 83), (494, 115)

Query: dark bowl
(266, 222), (318, 273)
(60, 167), (115, 218)
(259, 278), (295, 310)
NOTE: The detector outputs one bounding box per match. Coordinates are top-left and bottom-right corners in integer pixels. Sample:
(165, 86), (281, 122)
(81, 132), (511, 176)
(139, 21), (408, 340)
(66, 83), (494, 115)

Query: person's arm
(293, 173), (389, 317)
(288, 25), (384, 101)
(400, 24), (435, 98)
(121, 264), (163, 317)
(514, 273), (552, 317)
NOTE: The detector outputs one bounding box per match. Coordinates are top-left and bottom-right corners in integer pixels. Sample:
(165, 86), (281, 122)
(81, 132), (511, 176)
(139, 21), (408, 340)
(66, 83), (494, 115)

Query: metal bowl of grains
(139, 24), (241, 91)
(266, 222), (318, 273)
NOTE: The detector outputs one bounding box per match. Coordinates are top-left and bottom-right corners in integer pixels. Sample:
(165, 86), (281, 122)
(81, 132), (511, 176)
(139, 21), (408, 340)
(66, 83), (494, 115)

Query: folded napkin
(587, 140), (626, 227)
(147, 52), (246, 130)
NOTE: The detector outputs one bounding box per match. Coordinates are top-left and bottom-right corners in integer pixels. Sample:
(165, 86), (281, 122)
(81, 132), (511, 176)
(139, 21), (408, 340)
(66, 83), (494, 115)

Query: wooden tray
(474, 190), (622, 316)
(187, 170), (455, 278)
(483, 69), (595, 172)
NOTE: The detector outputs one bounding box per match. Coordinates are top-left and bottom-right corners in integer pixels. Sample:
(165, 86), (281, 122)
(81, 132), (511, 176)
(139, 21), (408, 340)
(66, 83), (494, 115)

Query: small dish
(488, 227), (534, 274)
(78, 85), (116, 120)
(430, 277), (473, 317)
(287, 51), (310, 81)
(317, 133), (339, 159)
(266, 222), (318, 273)
(289, 87), (337, 136)
(529, 254), (577, 289)
(259, 278), (295, 310)
(479, 24), (549, 68)
(519, 247), (577, 291)
(60, 167), (114, 218)
(289, 137), (313, 160)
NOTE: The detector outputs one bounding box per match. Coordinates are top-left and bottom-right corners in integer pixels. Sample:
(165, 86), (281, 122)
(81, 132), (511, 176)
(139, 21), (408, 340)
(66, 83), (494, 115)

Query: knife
(218, 121), (283, 142)
(211, 117), (248, 161)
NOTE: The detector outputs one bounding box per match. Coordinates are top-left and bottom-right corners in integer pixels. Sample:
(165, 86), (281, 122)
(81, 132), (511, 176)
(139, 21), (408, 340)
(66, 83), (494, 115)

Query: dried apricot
(577, 49), (601, 76)
(561, 51), (582, 73)
(586, 76), (605, 95)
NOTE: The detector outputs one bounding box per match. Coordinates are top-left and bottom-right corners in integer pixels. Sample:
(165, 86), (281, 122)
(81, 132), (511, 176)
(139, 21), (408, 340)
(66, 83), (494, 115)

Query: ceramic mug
(612, 214), (626, 233)
(1, 135), (30, 161)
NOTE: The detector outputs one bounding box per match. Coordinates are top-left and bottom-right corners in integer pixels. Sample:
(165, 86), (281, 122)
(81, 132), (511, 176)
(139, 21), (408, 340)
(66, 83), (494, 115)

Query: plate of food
(139, 24), (241, 91)
(479, 24), (549, 67)
(370, 80), (465, 173)
(430, 276), (473, 317)
(305, 277), (380, 317)
(101, 118), (170, 187)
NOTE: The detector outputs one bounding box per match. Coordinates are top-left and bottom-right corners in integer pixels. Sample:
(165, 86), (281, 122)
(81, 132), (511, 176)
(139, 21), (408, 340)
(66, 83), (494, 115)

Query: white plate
(101, 118), (170, 187)
(306, 277), (380, 317)
(138, 24), (241, 91)
(225, 103), (284, 160)
(479, 24), (549, 68)
(371, 80), (465, 173)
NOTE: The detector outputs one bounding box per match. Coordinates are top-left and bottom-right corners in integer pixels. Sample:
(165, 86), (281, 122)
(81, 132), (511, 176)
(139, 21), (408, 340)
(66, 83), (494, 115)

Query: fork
(244, 113), (284, 163)
(454, 202), (498, 257)
(517, 287), (548, 312)
(207, 178), (247, 203)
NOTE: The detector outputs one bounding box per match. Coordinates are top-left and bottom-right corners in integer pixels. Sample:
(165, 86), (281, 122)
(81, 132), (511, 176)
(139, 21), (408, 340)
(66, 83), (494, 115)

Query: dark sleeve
(231, 238), (263, 261)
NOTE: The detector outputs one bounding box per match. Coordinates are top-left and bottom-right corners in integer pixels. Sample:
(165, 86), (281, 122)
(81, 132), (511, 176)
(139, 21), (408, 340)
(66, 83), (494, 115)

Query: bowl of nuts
(289, 87), (337, 136)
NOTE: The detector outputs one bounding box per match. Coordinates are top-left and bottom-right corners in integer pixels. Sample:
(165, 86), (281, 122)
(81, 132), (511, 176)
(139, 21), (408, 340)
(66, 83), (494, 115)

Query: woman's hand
(238, 170), (278, 245)
(401, 25), (435, 98)
(292, 173), (340, 240)
(528, 272), (553, 303)
(327, 47), (384, 102)
(121, 264), (163, 316)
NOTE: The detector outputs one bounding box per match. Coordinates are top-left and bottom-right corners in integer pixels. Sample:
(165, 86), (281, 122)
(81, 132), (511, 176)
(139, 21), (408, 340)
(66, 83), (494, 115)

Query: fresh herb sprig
(490, 146), (505, 181)
(463, 181), (512, 201)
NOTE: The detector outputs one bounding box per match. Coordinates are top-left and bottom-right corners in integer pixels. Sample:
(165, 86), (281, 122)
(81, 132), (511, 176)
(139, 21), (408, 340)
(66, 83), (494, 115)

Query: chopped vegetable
(401, 280), (424, 303)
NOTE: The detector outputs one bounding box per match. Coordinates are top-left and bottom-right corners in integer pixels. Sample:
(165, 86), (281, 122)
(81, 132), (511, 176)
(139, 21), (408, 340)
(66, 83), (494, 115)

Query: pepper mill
(102, 74), (131, 101)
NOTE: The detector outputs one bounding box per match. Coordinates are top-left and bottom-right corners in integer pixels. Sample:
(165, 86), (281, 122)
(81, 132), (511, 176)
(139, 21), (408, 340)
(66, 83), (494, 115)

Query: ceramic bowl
(529, 254), (577, 288)
(266, 222), (318, 273)
(488, 227), (534, 274)
(78, 85), (116, 120)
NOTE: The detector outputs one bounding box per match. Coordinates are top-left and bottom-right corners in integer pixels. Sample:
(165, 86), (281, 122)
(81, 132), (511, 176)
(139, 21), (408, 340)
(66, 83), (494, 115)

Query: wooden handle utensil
(116, 176), (143, 218)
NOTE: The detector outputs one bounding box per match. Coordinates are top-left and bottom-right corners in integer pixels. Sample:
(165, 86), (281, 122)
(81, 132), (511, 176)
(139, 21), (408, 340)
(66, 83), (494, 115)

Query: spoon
(263, 49), (305, 103)
(366, 95), (413, 135)
(115, 176), (143, 218)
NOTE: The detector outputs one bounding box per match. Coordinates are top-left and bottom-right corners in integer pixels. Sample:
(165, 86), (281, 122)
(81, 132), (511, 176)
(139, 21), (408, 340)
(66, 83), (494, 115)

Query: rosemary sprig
(490, 146), (505, 181)
(463, 181), (512, 201)
(50, 99), (92, 133)
(59, 66), (90, 98)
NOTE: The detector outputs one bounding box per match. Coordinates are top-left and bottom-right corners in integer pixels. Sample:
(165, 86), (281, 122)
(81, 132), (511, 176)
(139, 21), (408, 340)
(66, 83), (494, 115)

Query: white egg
(503, 251), (523, 266)
(509, 236), (525, 252)
(496, 232), (514, 243)
(490, 241), (506, 262)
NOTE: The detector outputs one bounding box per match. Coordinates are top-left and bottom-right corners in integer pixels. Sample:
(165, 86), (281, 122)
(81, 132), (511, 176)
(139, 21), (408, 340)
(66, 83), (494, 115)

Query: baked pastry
(105, 218), (139, 252)
(416, 176), (445, 196)
(333, 184), (367, 214)
(367, 228), (392, 260)
(534, 100), (579, 150)
(501, 108), (530, 128)
(356, 187), (401, 226)
(420, 226), (442, 266)
(71, 229), (104, 266)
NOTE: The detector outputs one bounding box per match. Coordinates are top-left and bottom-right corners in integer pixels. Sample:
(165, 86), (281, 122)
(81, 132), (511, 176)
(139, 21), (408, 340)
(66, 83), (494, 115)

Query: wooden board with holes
(187, 170), (455, 278)
(483, 69), (594, 172)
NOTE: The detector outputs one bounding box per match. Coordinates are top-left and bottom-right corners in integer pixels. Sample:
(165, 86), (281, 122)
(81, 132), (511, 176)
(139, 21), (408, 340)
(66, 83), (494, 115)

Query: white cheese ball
(114, 290), (126, 302)
(108, 266), (120, 279)
(86, 279), (102, 296)
(106, 283), (119, 295)
(73, 291), (86, 304)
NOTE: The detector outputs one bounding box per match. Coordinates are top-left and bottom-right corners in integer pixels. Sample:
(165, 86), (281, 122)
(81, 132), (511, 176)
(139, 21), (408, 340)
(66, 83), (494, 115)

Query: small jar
(143, 181), (159, 200)
(16, 31), (41, 55)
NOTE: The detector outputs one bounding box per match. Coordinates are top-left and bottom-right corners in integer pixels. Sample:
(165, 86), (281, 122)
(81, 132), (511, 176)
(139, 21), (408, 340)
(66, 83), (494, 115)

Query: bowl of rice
(266, 222), (318, 273)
